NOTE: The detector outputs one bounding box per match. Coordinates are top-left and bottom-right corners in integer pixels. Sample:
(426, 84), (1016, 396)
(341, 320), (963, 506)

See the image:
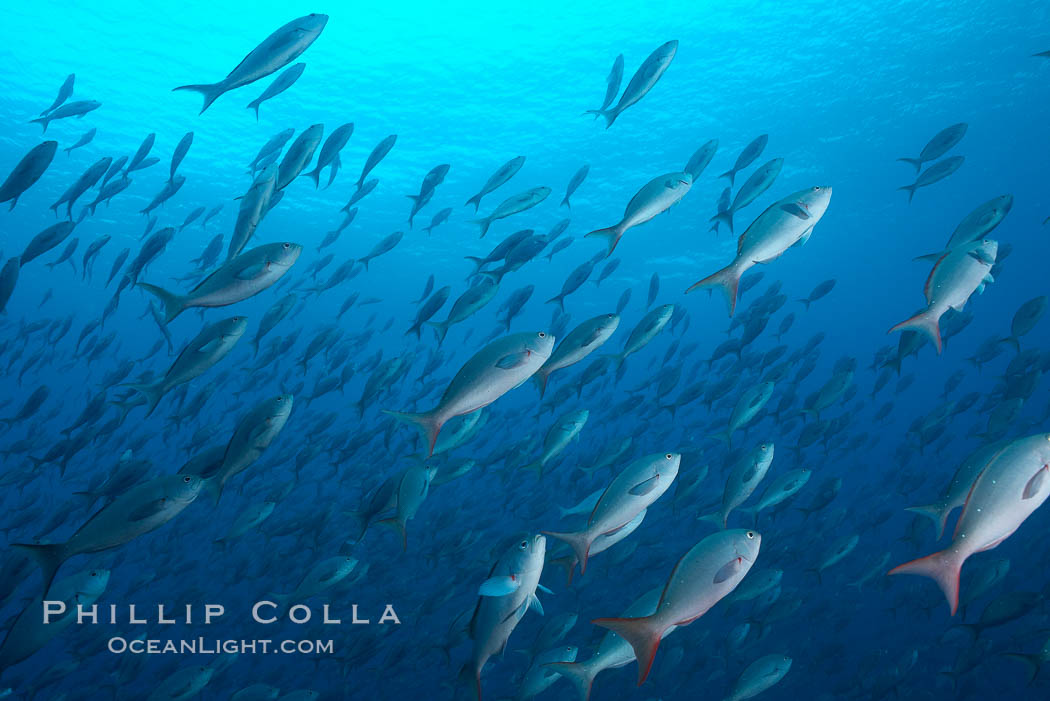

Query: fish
(247, 62), (306, 119)
(798, 278), (836, 310)
(205, 394), (294, 502)
(914, 195), (1013, 262)
(586, 40), (677, 128)
(585, 172), (691, 256)
(466, 156), (526, 212)
(139, 242), (302, 322)
(591, 53), (624, 116)
(459, 533), (546, 701)
(712, 382), (775, 448)
(63, 127), (96, 155)
(897, 122), (968, 173)
(173, 14), (328, 113)
(356, 134), (397, 189)
(302, 122), (354, 188)
(0, 568), (109, 670)
(120, 316), (248, 416)
(687, 186), (833, 315)
(997, 295), (1046, 353)
(0, 141), (57, 210)
(51, 156), (111, 218)
(685, 138), (719, 180)
(475, 187), (551, 238)
(888, 238), (997, 353)
(533, 313), (619, 397)
(591, 529), (761, 684)
(544, 453), (680, 575)
(20, 222), (76, 266)
(0, 258), (20, 315)
(898, 155), (965, 203)
(40, 73), (75, 116)
(725, 654), (793, 701)
(720, 134), (769, 186)
(385, 331), (555, 455)
(29, 99), (101, 132)
(358, 231), (403, 270)
(375, 464), (436, 550)
(276, 124), (324, 191)
(709, 158), (783, 234)
(700, 443), (775, 527)
(520, 409), (589, 478)
(890, 433), (1050, 614)
(170, 131), (194, 182)
(229, 163), (279, 259)
(14, 475), (203, 593)
(561, 165), (589, 208)
(605, 304), (673, 371)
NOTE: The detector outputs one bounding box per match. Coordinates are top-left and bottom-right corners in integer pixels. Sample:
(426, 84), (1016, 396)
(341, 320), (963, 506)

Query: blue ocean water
(1, 0), (1049, 698)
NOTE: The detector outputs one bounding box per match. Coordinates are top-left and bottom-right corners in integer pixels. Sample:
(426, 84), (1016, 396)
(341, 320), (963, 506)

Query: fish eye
(90, 571), (97, 576)
(282, 243), (290, 249)
(746, 531), (755, 539)
(537, 332), (546, 338)
(665, 453), (673, 460)
(813, 186), (821, 191)
(519, 540), (528, 550)
(182, 476), (192, 483)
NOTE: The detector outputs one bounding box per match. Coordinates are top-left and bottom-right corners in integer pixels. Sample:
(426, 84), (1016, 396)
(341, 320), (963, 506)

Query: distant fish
(407, 163), (450, 227)
(687, 186), (832, 316)
(301, 122), (353, 188)
(250, 128), (294, 173)
(29, 99), (101, 133)
(170, 132), (194, 182)
(465, 156), (525, 212)
(474, 186), (551, 238)
(0, 257), (19, 315)
(591, 53), (624, 116)
(247, 62), (306, 119)
(684, 139), (718, 180)
(385, 331), (554, 455)
(50, 156), (110, 218)
(424, 207), (452, 235)
(39, 73), (75, 116)
(173, 14), (328, 114)
(355, 134), (396, 190)
(897, 122), (967, 173)
(898, 155), (965, 203)
(0, 141), (57, 210)
(126, 133), (156, 173)
(709, 157), (783, 234)
(720, 134), (768, 186)
(20, 222), (76, 266)
(585, 172), (691, 256)
(229, 163), (278, 260)
(276, 124), (323, 190)
(357, 231), (403, 270)
(586, 40), (677, 128)
(63, 128), (96, 156)
(561, 165), (589, 208)
(726, 655), (793, 701)
(797, 278), (836, 310)
(914, 194), (1013, 262)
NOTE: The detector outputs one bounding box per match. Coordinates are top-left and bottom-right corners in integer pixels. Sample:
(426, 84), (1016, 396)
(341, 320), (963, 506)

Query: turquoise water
(0, 1), (1049, 699)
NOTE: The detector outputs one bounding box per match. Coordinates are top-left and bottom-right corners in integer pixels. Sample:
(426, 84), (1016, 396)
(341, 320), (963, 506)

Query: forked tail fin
(383, 409), (443, 457)
(542, 530), (592, 576)
(172, 82), (226, 115)
(888, 548), (964, 615)
(888, 310), (942, 354)
(590, 615), (663, 685)
(544, 661), (595, 701)
(685, 263), (742, 317)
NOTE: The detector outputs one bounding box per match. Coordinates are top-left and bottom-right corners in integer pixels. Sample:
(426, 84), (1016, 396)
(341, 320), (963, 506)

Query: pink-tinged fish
(385, 332), (554, 456)
(544, 453), (680, 577)
(889, 433), (1050, 615)
(591, 529), (761, 684)
(888, 238), (997, 354)
(686, 186), (832, 316)
(585, 172), (692, 257)
(459, 534), (546, 701)
(545, 585), (677, 701)
(905, 440), (1008, 540)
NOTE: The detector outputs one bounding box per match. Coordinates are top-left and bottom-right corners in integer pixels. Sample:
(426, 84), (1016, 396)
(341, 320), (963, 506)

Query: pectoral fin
(713, 556), (744, 584)
(495, 351), (531, 369)
(235, 262), (267, 280)
(629, 475), (660, 496)
(479, 575), (521, 597)
(781, 203), (811, 220)
(128, 498), (168, 522)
